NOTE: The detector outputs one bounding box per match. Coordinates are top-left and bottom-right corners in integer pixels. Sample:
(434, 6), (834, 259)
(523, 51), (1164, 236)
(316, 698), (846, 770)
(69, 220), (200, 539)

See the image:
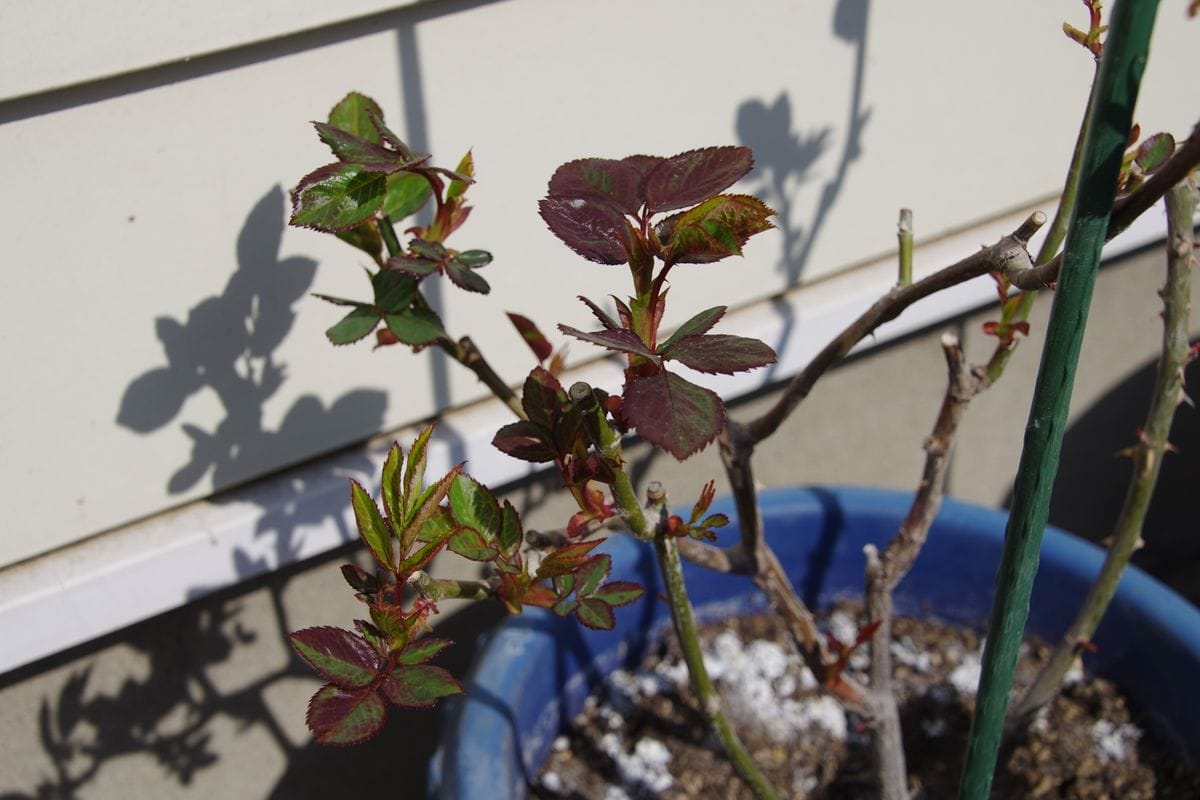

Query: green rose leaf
(327, 92), (385, 142)
(383, 172), (434, 220)
(384, 304), (445, 346)
(591, 581), (645, 607)
(325, 306), (379, 346)
(290, 163), (387, 233)
(351, 480), (393, 569)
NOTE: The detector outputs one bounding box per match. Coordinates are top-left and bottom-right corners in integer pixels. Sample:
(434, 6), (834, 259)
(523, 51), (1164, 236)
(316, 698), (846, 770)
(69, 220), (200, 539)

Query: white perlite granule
(599, 732), (673, 794)
(949, 652), (983, 697)
(1091, 719), (1142, 763)
(693, 628), (848, 744)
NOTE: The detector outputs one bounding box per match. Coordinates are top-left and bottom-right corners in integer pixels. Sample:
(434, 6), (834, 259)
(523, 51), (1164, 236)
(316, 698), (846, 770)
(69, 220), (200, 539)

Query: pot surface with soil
(429, 487), (1200, 799)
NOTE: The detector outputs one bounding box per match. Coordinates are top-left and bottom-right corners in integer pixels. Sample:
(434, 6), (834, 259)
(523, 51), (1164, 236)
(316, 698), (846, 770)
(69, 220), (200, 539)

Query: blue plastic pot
(429, 487), (1200, 798)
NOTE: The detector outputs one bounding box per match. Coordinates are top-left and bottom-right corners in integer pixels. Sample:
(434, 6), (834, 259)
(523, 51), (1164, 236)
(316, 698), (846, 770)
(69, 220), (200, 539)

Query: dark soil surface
(531, 605), (1200, 799)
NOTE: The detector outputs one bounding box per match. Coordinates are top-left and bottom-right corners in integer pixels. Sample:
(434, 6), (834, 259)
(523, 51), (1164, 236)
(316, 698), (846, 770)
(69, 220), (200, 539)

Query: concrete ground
(2, 244), (1197, 799)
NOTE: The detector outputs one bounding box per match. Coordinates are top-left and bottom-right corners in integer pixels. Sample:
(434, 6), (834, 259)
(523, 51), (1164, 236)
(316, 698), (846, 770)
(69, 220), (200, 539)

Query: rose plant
(283, 2), (1199, 797)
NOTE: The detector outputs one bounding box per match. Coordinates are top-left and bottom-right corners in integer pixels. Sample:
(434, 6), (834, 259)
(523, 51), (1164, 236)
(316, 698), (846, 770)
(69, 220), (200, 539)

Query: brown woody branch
(863, 332), (990, 797)
(1009, 120), (1200, 290)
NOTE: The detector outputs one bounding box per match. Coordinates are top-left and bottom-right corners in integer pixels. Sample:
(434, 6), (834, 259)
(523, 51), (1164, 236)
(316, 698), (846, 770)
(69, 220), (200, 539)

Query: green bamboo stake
(956, 2), (1159, 797)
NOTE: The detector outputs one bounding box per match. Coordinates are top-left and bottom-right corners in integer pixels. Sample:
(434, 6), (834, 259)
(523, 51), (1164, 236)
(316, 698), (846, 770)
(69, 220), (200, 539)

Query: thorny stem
(1009, 119), (1200, 291)
(408, 570), (500, 601)
(375, 214), (525, 419)
(983, 69), (1099, 385)
(745, 212), (1046, 446)
(569, 384), (780, 798)
(864, 333), (990, 800)
(655, 520), (784, 800)
(442, 336), (525, 419)
(715, 422), (873, 717)
(375, 215), (404, 259)
(569, 382), (648, 539)
(1011, 173), (1197, 723)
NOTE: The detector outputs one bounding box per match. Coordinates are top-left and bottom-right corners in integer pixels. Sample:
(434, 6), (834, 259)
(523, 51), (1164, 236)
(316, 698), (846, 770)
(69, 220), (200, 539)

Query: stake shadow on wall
(737, 0), (872, 383)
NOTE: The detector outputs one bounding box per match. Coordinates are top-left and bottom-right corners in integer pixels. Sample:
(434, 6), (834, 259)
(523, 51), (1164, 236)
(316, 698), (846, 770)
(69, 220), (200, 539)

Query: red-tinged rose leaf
(449, 474), (502, 541)
(367, 111), (427, 164)
(547, 157), (660, 215)
(314, 122), (420, 171)
(498, 500), (524, 560)
(290, 627), (381, 689)
(623, 371), (725, 459)
(574, 554), (611, 597)
(380, 442), (404, 530)
(662, 334), (776, 375)
(341, 564), (380, 595)
(307, 683), (387, 745)
(328, 92), (384, 142)
(591, 581), (645, 607)
(351, 480), (393, 570)
(575, 598), (616, 630)
(369, 605), (411, 650)
(553, 596), (580, 617)
(492, 420), (557, 463)
(444, 259), (490, 294)
(538, 195), (629, 264)
(398, 517), (458, 575)
(538, 539), (604, 578)
(325, 307), (379, 346)
(521, 367), (565, 429)
(643, 147), (754, 213)
(290, 163), (387, 232)
(383, 664), (463, 709)
(447, 526), (498, 562)
(514, 582), (558, 610)
(447, 150), (475, 200)
(576, 295), (619, 331)
(396, 636), (453, 665)
(335, 220), (383, 259)
(385, 254), (440, 277)
(558, 325), (657, 359)
(699, 513), (730, 530)
(658, 306), (727, 353)
(403, 425), (434, 515)
(658, 194), (775, 266)
(507, 312), (554, 362)
(1135, 132), (1175, 173)
(400, 465), (462, 554)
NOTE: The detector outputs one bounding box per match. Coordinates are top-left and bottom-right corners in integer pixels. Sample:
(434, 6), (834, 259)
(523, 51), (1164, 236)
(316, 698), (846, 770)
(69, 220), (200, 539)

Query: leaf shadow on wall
(116, 185), (388, 572)
(736, 0), (871, 290)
